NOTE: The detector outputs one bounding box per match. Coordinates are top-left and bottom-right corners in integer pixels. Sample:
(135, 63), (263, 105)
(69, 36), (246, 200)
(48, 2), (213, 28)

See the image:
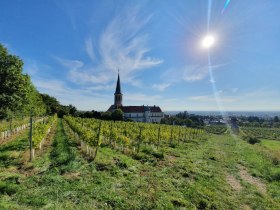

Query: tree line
(0, 43), (77, 119)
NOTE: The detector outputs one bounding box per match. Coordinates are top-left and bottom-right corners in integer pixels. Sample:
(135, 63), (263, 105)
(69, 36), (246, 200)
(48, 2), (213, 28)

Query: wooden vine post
(137, 127), (142, 153)
(184, 128), (187, 142)
(29, 115), (34, 161)
(169, 127), (173, 145)
(9, 115), (12, 134)
(157, 127), (161, 149)
(178, 129), (181, 144)
(109, 121), (113, 146)
(92, 121), (102, 161)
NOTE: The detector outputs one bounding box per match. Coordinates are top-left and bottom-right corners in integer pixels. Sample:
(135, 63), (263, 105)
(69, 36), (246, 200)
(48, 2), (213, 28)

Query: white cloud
(152, 83), (171, 91)
(162, 63), (228, 84)
(56, 7), (163, 88)
(125, 93), (162, 103)
(163, 65), (209, 83)
(33, 78), (112, 111)
(186, 88), (280, 111)
(85, 38), (96, 61)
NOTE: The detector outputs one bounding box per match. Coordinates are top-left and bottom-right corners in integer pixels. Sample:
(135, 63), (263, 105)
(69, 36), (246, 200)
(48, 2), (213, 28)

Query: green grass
(261, 139), (280, 151)
(0, 120), (279, 209)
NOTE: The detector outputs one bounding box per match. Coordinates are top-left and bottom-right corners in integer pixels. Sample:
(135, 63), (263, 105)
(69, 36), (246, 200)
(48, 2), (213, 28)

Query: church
(108, 73), (164, 123)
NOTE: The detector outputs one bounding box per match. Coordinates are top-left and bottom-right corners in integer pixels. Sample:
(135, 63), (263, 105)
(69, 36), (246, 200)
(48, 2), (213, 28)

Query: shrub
(243, 135), (261, 144)
(248, 136), (261, 144)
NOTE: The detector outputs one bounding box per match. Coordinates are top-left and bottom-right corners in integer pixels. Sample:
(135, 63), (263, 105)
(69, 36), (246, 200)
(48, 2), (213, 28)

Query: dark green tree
(111, 109), (124, 121)
(41, 93), (60, 114)
(101, 111), (112, 120)
(0, 44), (46, 118)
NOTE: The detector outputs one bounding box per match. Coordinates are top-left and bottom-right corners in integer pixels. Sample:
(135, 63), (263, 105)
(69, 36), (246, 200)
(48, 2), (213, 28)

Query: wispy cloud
(85, 38), (96, 61)
(152, 83), (171, 91)
(57, 7), (163, 88)
(162, 63), (228, 84)
(187, 88), (280, 111)
(33, 78), (112, 110)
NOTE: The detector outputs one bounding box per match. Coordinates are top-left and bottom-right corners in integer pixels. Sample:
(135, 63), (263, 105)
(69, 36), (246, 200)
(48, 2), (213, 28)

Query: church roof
(120, 106), (162, 113)
(115, 73), (121, 94)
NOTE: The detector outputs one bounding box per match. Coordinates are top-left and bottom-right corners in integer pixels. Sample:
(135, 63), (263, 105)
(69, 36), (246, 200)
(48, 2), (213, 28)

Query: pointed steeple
(115, 72), (121, 94)
(114, 71), (123, 108)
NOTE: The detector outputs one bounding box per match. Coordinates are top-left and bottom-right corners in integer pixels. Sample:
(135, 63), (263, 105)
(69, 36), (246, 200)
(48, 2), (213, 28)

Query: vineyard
(205, 125), (228, 135)
(241, 127), (280, 140)
(0, 117), (279, 209)
(63, 116), (205, 159)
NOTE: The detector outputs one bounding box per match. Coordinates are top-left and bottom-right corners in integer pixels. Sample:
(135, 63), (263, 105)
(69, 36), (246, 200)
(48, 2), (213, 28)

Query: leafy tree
(0, 44), (46, 118)
(68, 104), (77, 116)
(41, 94), (60, 114)
(273, 122), (280, 128)
(101, 111), (112, 120)
(112, 109), (124, 121)
(92, 110), (101, 119)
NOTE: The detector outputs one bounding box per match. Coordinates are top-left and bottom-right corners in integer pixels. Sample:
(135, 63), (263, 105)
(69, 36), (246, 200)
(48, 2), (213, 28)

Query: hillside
(0, 118), (279, 209)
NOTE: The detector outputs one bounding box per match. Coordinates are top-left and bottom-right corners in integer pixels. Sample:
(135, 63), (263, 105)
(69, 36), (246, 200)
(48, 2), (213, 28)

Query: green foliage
(112, 109), (124, 121)
(0, 182), (18, 195)
(41, 94), (60, 114)
(0, 44), (46, 118)
(160, 112), (204, 128)
(241, 127), (280, 140)
(32, 115), (57, 148)
(205, 125), (227, 134)
(0, 119), (280, 209)
(247, 136), (261, 144)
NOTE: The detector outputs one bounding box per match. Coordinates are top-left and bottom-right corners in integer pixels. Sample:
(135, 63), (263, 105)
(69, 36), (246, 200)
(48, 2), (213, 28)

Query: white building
(108, 73), (164, 123)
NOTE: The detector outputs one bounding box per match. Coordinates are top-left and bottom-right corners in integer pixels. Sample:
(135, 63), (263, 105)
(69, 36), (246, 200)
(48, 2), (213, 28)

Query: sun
(201, 35), (215, 49)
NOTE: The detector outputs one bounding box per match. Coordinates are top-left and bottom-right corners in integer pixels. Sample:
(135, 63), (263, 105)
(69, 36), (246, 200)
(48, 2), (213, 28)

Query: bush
(0, 182), (18, 195)
(243, 135), (261, 144)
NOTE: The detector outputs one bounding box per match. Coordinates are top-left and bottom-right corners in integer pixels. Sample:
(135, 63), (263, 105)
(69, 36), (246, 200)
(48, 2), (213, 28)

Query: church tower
(114, 73), (122, 108)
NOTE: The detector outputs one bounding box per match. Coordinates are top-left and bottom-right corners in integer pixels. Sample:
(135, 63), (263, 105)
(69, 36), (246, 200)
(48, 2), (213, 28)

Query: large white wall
(124, 112), (164, 123)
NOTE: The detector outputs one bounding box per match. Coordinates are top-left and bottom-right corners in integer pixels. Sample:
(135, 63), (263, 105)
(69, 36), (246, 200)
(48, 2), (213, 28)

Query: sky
(0, 0), (280, 112)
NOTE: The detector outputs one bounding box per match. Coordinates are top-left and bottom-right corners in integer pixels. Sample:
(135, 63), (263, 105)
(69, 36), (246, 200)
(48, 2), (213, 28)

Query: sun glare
(201, 35), (215, 49)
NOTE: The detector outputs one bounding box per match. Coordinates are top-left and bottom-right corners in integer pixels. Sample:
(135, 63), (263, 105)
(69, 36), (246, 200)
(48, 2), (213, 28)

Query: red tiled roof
(120, 106), (162, 113)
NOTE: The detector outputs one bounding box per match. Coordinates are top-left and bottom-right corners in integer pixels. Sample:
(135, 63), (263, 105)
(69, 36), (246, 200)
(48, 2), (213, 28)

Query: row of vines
(32, 115), (57, 149)
(1, 117), (47, 140)
(240, 127), (280, 140)
(63, 116), (205, 160)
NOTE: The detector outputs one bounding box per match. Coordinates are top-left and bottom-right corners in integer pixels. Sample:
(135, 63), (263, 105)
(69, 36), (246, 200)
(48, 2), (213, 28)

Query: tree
(41, 94), (60, 114)
(273, 122), (280, 128)
(101, 111), (112, 120)
(0, 44), (46, 118)
(111, 109), (124, 121)
(68, 104), (77, 116)
(274, 116), (279, 123)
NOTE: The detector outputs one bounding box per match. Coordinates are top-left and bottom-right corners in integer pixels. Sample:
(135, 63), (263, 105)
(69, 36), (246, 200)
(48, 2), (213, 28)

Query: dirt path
(226, 173), (243, 191)
(238, 165), (267, 194)
(226, 165), (266, 195)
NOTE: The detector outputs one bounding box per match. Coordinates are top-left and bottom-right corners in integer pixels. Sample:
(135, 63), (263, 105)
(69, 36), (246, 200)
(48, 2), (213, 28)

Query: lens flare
(222, 0), (231, 14)
(202, 35), (215, 49)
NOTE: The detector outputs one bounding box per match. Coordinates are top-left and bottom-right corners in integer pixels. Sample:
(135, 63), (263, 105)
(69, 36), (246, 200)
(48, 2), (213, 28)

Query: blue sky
(1, 0), (280, 111)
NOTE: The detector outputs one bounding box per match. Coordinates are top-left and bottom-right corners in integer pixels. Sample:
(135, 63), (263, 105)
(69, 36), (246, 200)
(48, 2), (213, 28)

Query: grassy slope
(0, 119), (279, 209)
(261, 139), (280, 151)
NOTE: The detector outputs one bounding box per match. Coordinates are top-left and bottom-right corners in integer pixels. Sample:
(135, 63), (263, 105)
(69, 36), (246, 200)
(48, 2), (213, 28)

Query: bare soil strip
(226, 173), (243, 191)
(238, 165), (266, 194)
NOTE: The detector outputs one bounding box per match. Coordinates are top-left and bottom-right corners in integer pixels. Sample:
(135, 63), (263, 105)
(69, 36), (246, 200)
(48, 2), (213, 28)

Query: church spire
(114, 71), (122, 108)
(115, 71), (121, 94)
